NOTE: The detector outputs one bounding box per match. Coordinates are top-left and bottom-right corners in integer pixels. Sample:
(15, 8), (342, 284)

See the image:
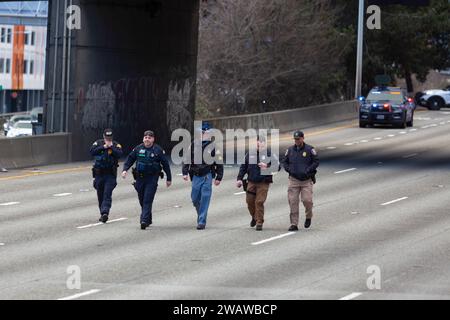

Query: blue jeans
(93, 174), (117, 215)
(191, 173), (213, 226)
(134, 175), (159, 224)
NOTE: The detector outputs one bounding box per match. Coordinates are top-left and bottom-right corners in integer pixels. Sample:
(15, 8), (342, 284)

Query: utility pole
(355, 0), (365, 99)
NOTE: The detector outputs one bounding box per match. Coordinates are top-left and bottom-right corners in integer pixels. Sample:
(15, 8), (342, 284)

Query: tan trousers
(246, 181), (270, 225)
(288, 176), (313, 226)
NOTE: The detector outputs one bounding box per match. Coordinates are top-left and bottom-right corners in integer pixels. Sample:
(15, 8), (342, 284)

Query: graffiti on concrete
(166, 79), (193, 132)
(79, 76), (194, 135)
(81, 82), (116, 129)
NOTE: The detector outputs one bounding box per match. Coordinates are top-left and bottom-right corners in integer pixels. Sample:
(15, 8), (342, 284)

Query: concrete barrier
(204, 100), (358, 133)
(0, 133), (72, 170)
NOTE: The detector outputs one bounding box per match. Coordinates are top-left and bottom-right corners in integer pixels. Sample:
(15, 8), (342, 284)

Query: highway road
(0, 107), (449, 300)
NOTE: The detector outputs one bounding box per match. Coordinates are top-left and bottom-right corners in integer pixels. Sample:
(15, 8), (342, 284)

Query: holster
(243, 179), (248, 192)
(311, 169), (317, 184)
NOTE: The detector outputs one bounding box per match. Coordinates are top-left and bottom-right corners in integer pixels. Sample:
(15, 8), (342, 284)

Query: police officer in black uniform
(282, 130), (319, 231)
(90, 128), (123, 223)
(121, 130), (172, 230)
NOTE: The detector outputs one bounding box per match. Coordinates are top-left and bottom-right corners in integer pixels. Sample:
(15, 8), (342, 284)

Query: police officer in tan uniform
(282, 131), (319, 231)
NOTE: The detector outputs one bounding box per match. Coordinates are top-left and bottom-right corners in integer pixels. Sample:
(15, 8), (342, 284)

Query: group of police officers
(90, 124), (319, 232)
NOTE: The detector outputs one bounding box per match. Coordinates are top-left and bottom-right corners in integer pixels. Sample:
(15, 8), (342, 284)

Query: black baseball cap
(103, 128), (113, 138)
(144, 130), (155, 137)
(293, 130), (304, 139)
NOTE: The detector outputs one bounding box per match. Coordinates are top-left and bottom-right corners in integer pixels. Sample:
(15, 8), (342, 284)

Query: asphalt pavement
(0, 107), (449, 300)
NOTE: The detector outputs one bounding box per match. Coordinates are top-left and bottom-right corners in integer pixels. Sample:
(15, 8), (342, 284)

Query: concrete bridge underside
(44, 0), (199, 159)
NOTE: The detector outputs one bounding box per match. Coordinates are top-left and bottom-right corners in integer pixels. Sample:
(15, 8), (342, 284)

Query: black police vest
(135, 146), (162, 175)
(94, 147), (117, 169)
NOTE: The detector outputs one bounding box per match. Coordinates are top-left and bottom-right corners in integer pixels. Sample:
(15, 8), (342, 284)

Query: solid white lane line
(334, 168), (357, 174)
(0, 202), (20, 206)
(77, 217), (128, 229)
(403, 153), (418, 159)
(53, 193), (72, 197)
(339, 292), (362, 300)
(234, 191), (246, 195)
(381, 197), (408, 206)
(252, 232), (295, 246)
(58, 289), (101, 300)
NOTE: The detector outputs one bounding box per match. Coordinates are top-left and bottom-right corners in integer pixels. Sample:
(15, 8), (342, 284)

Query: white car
(6, 120), (33, 138)
(3, 114), (31, 136)
(418, 87), (450, 110)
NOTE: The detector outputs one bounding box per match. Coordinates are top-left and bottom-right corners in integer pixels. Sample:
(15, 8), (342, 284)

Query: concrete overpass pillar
(44, 0), (199, 160)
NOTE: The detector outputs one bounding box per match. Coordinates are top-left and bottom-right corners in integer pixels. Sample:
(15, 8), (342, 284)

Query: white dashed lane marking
(53, 193), (72, 197)
(234, 191), (246, 195)
(58, 289), (101, 300)
(0, 202), (20, 206)
(339, 292), (362, 300)
(403, 153), (418, 159)
(77, 217), (128, 229)
(334, 168), (357, 174)
(381, 197), (408, 206)
(252, 232), (295, 246)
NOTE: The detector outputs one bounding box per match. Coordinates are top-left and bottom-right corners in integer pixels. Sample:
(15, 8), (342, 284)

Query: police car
(359, 87), (416, 128)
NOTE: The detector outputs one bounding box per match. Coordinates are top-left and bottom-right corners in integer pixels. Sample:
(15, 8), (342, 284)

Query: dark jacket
(282, 143), (319, 181)
(90, 139), (123, 173)
(123, 143), (172, 181)
(237, 149), (278, 184)
(182, 141), (224, 181)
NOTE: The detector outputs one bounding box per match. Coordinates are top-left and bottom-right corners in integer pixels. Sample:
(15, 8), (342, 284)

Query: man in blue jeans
(182, 122), (223, 230)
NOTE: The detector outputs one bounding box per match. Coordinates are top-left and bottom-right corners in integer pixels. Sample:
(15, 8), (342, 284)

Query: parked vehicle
(6, 120), (33, 138)
(417, 87), (450, 110)
(3, 114), (32, 136)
